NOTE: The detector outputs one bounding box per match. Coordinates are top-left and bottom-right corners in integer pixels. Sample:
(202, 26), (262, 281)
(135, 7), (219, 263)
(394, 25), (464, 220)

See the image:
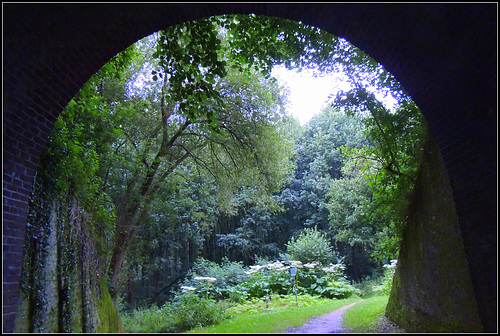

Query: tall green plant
(286, 226), (338, 266)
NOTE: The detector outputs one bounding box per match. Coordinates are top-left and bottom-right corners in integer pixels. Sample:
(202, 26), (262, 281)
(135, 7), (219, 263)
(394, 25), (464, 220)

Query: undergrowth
(120, 260), (398, 333)
(121, 293), (360, 333)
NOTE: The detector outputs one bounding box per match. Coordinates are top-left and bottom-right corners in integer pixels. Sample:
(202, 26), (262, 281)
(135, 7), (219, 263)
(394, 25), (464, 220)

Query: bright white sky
(271, 65), (353, 125)
(271, 65), (399, 125)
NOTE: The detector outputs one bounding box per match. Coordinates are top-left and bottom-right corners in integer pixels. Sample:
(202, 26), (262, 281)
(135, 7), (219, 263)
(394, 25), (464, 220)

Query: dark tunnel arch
(3, 3), (496, 332)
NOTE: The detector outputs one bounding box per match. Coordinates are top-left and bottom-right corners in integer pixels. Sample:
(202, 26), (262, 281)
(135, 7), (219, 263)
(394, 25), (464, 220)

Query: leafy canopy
(151, 14), (382, 129)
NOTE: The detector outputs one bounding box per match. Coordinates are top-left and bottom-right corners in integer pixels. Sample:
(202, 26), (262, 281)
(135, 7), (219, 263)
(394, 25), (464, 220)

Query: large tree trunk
(108, 244), (128, 297)
(127, 279), (135, 311)
(351, 244), (360, 282)
(106, 111), (193, 294)
(153, 270), (161, 305)
(108, 197), (149, 295)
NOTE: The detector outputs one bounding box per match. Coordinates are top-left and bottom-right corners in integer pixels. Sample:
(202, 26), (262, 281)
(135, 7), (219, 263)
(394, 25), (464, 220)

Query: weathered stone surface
(386, 135), (483, 332)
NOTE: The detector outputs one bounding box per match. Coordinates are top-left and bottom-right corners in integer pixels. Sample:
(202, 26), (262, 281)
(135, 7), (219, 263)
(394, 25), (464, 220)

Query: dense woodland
(15, 15), (426, 332)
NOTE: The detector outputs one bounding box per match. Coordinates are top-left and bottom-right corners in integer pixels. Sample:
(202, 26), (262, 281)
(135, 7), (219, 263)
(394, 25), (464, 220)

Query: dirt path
(285, 299), (364, 334)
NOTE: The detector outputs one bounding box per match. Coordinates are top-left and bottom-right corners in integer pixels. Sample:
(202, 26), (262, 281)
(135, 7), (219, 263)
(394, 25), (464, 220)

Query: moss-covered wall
(13, 199), (124, 333)
(386, 135), (483, 332)
(97, 276), (125, 333)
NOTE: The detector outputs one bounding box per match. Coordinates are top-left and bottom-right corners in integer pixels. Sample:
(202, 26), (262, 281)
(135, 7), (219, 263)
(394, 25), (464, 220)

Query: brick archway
(3, 3), (496, 332)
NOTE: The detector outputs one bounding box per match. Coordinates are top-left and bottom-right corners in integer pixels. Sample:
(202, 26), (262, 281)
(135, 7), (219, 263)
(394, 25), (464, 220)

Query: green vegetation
(192, 295), (360, 333)
(122, 294), (359, 333)
(286, 226), (339, 266)
(342, 295), (389, 332)
(17, 14), (424, 332)
(354, 259), (396, 298)
(120, 259), (399, 333)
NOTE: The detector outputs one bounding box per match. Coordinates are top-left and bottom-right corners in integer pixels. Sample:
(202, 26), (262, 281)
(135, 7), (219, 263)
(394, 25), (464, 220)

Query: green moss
(386, 297), (416, 331)
(97, 277), (125, 333)
(13, 298), (30, 333)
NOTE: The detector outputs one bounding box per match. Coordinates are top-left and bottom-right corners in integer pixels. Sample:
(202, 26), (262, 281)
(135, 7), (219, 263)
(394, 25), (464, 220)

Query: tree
(270, 106), (367, 244)
(331, 85), (427, 262)
(100, 15), (404, 290)
(151, 14), (381, 126)
(211, 191), (284, 264)
(326, 156), (379, 281)
(101, 35), (296, 292)
(122, 165), (219, 308)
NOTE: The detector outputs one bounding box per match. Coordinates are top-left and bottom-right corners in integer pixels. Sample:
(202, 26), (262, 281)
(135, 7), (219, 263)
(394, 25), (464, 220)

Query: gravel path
(285, 299), (364, 334)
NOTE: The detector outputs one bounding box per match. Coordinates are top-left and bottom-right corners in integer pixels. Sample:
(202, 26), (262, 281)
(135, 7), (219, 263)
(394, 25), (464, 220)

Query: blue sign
(290, 267), (296, 276)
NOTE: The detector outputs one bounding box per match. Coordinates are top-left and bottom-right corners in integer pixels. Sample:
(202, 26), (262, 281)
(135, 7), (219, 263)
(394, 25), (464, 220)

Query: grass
(186, 295), (360, 333)
(341, 295), (389, 332)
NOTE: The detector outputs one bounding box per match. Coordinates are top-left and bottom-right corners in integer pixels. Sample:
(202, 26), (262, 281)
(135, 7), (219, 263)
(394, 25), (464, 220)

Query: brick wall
(3, 3), (496, 332)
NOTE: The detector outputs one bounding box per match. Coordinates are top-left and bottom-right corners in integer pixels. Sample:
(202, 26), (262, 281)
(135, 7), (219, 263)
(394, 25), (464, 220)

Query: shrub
(179, 257), (249, 301)
(120, 304), (175, 333)
(358, 259), (397, 297)
(240, 259), (359, 300)
(172, 291), (228, 331)
(122, 291), (229, 333)
(315, 278), (360, 299)
(122, 258), (362, 333)
(299, 264), (360, 299)
(285, 226), (339, 266)
(354, 277), (385, 298)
